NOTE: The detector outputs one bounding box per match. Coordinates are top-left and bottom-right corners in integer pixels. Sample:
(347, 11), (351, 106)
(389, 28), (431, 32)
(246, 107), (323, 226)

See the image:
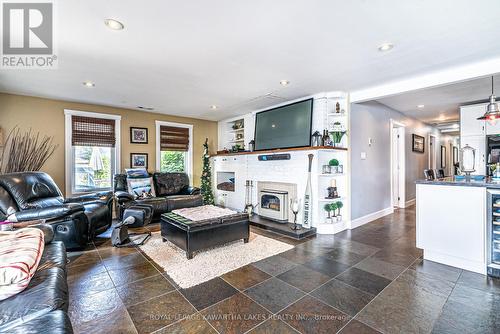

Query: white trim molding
(155, 120), (194, 185)
(390, 119), (406, 208)
(64, 109), (121, 196)
(405, 198), (416, 208)
(349, 207), (394, 230)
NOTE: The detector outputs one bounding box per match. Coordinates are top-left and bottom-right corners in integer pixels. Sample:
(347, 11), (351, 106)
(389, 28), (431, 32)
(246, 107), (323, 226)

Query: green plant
(330, 122), (346, 146)
(329, 202), (338, 217)
(324, 203), (332, 218)
(336, 201), (344, 216)
(328, 158), (339, 167)
(200, 138), (215, 205)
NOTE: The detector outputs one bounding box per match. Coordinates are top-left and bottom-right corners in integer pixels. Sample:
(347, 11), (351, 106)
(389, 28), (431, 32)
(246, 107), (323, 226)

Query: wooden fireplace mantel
(211, 146), (347, 157)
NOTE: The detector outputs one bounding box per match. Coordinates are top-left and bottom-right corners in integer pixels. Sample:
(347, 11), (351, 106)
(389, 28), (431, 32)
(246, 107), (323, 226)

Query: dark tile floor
(67, 206), (500, 334)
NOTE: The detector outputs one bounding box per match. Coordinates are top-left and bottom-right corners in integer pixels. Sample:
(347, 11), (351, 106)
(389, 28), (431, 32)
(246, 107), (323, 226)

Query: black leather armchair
(114, 172), (202, 221)
(0, 172), (113, 249)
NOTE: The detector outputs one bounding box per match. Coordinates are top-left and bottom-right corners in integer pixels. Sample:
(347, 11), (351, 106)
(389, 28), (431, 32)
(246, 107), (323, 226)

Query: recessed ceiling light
(378, 43), (394, 52)
(280, 80), (290, 86)
(83, 81), (95, 87)
(137, 106), (154, 111)
(104, 19), (124, 30)
(210, 105), (218, 110)
(417, 104), (425, 108)
(438, 115), (446, 121)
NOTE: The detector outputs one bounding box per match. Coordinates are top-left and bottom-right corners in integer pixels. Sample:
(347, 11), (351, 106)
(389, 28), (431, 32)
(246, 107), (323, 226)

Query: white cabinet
(460, 105), (486, 136)
(460, 135), (486, 175)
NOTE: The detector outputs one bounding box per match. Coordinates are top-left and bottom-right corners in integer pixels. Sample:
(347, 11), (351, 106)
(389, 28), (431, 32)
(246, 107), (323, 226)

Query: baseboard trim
(404, 198), (416, 208)
(349, 207), (394, 229)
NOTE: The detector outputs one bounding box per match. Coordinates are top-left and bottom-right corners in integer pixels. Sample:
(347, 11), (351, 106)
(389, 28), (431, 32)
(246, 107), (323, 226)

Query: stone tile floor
(67, 206), (500, 333)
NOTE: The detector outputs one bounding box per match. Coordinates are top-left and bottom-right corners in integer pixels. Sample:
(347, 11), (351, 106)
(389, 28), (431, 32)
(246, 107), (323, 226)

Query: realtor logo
(1, 1), (57, 68)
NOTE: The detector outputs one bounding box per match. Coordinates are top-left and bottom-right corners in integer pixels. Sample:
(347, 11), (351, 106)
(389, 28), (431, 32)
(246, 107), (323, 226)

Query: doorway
(429, 135), (437, 169)
(391, 120), (406, 208)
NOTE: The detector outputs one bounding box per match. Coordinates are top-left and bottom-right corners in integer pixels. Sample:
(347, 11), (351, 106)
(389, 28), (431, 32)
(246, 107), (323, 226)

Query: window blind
(160, 125), (189, 151)
(72, 115), (116, 147)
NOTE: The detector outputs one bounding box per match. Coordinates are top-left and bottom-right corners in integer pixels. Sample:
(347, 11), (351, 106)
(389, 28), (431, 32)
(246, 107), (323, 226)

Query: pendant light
(477, 76), (500, 125)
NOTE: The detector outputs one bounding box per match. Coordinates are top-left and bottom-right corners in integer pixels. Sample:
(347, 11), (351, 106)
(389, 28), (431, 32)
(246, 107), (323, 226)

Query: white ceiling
(1, 0), (500, 121)
(376, 74), (500, 124)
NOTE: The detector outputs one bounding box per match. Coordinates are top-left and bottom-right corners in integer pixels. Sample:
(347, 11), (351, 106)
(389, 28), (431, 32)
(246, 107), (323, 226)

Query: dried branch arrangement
(0, 126), (59, 174)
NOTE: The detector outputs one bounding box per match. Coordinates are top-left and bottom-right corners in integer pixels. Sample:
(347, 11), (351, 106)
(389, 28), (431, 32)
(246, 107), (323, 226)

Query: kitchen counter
(416, 176), (500, 189)
(416, 180), (487, 274)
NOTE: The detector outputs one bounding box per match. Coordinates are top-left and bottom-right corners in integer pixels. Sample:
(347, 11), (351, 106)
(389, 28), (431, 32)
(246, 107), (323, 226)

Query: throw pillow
(125, 168), (149, 178)
(0, 228), (45, 301)
(127, 177), (156, 198)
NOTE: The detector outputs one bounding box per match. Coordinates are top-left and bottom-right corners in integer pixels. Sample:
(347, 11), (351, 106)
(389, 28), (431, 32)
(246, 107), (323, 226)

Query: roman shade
(72, 116), (116, 147)
(160, 125), (189, 151)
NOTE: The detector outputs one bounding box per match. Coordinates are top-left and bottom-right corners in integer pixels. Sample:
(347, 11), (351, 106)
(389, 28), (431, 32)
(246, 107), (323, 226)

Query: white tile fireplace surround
(257, 181), (297, 222)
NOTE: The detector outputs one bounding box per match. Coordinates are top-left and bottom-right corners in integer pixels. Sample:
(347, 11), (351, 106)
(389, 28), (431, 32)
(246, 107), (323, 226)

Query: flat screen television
(254, 98), (313, 151)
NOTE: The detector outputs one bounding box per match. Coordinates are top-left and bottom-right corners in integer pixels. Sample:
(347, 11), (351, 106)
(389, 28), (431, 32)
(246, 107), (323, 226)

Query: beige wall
(0, 93), (218, 194)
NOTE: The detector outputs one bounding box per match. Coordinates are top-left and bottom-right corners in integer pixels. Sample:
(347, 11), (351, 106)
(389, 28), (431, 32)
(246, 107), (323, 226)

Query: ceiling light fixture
(210, 105), (218, 110)
(477, 76), (500, 125)
(417, 104), (425, 109)
(378, 43), (394, 52)
(104, 19), (124, 30)
(83, 81), (95, 87)
(280, 80), (290, 86)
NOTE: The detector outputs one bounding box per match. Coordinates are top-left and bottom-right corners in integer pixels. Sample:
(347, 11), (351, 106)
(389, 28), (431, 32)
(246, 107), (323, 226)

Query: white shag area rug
(139, 232), (293, 289)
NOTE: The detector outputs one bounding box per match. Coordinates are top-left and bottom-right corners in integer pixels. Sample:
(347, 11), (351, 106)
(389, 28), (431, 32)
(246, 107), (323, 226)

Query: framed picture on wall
(130, 127), (148, 144)
(441, 146), (446, 168)
(130, 153), (148, 169)
(453, 146), (459, 164)
(412, 134), (425, 153)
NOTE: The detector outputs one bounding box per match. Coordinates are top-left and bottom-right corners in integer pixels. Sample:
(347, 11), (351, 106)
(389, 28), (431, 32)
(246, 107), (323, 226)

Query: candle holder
(290, 198), (302, 231)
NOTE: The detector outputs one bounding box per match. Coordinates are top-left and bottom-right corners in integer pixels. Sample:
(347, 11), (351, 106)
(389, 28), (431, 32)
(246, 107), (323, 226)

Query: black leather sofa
(114, 172), (203, 221)
(0, 225), (73, 334)
(0, 172), (113, 249)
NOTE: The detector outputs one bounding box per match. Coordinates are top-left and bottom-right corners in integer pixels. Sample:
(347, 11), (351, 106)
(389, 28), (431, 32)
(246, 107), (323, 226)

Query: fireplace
(259, 189), (289, 222)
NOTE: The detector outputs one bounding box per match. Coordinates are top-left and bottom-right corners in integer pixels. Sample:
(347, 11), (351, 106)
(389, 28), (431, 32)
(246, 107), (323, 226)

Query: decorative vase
(322, 165), (331, 174)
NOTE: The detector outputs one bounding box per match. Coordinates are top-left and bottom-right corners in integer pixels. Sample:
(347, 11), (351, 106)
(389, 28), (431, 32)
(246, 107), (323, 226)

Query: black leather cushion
(134, 197), (169, 217)
(65, 191), (113, 206)
(0, 172), (64, 210)
(0, 310), (73, 334)
(84, 203), (111, 237)
(0, 185), (18, 216)
(166, 194), (203, 212)
(0, 267), (68, 332)
(113, 174), (128, 192)
(9, 203), (84, 222)
(38, 241), (67, 271)
(153, 172), (189, 197)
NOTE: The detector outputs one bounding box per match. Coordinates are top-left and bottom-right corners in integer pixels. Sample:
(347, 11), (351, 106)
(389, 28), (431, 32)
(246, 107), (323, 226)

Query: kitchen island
(415, 177), (500, 275)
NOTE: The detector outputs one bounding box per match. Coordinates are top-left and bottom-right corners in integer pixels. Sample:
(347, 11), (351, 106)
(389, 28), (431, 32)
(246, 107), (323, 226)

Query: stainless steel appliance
(487, 189), (500, 278)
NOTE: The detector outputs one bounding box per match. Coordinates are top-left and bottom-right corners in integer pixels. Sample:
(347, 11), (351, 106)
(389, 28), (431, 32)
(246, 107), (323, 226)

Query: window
(156, 121), (193, 180)
(65, 111), (121, 195)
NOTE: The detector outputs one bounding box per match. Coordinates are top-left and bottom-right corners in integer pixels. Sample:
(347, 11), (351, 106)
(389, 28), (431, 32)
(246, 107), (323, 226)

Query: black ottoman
(161, 211), (249, 259)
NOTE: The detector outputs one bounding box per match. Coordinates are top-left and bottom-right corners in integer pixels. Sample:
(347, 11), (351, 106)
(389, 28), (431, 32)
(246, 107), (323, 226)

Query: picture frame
(130, 153), (148, 169)
(441, 146), (446, 168)
(453, 146), (459, 165)
(412, 134), (425, 153)
(130, 127), (148, 144)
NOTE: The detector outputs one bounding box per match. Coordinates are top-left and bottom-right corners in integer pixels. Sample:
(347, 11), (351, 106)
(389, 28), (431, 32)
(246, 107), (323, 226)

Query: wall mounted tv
(254, 98), (313, 151)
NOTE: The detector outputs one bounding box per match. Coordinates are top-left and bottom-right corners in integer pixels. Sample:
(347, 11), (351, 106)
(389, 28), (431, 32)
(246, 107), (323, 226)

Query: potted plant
(336, 201), (343, 221)
(329, 202), (338, 222)
(330, 122), (346, 148)
(329, 158), (340, 173)
(324, 203), (333, 223)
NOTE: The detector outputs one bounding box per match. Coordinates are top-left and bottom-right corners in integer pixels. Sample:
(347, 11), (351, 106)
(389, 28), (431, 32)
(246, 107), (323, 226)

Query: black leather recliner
(114, 172), (203, 221)
(0, 224), (73, 333)
(0, 172), (113, 249)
